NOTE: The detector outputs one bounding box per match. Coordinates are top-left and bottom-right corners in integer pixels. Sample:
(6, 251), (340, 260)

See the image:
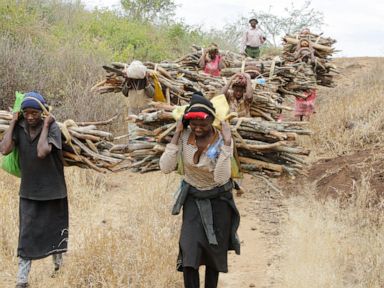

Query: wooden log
(100, 150), (127, 160)
(86, 139), (99, 153)
(76, 115), (119, 126)
(283, 36), (334, 53)
(71, 137), (121, 163)
(69, 130), (101, 142)
(0, 124), (9, 131)
(239, 157), (283, 172)
(157, 123), (176, 142)
(70, 126), (113, 140)
(237, 141), (283, 151)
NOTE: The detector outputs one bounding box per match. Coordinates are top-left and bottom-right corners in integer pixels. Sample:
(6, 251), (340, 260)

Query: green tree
(120, 0), (177, 23)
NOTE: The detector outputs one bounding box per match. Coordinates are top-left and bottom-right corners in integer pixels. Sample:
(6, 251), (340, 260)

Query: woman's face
(209, 49), (218, 59)
(22, 108), (42, 127)
(189, 118), (213, 138)
(233, 86), (245, 100)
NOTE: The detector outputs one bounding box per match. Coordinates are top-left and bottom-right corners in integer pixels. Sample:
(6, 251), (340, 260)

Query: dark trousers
(183, 266), (219, 288)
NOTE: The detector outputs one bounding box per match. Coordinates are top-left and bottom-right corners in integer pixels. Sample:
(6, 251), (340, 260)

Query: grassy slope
(1, 57), (383, 287)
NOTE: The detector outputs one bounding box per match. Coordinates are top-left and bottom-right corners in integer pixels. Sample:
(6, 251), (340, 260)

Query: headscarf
(232, 73), (248, 88)
(208, 43), (219, 53)
(21, 92), (47, 111)
(124, 60), (147, 79)
(183, 92), (216, 127)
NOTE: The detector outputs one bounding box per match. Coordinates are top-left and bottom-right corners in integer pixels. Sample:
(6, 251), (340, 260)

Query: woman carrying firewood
(198, 43), (226, 77)
(160, 93), (240, 288)
(294, 88), (317, 121)
(294, 38), (316, 64)
(122, 60), (154, 116)
(0, 92), (68, 288)
(122, 60), (155, 140)
(222, 72), (253, 117)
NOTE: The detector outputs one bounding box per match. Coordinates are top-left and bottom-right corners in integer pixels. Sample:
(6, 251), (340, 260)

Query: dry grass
(1, 57), (383, 288)
(279, 174), (384, 288)
(303, 58), (384, 159)
(0, 167), (182, 287)
(277, 58), (384, 288)
(0, 34), (126, 130)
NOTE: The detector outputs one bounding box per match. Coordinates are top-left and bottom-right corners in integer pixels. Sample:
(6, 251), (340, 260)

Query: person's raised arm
(244, 73), (254, 104)
(0, 112), (18, 155)
(37, 115), (55, 159)
(242, 30), (248, 53)
(159, 120), (184, 173)
(222, 74), (238, 100)
(198, 50), (207, 69)
(218, 55), (226, 70)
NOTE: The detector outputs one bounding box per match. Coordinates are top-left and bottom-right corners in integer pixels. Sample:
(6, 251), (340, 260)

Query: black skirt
(18, 197), (69, 260)
(178, 194), (233, 273)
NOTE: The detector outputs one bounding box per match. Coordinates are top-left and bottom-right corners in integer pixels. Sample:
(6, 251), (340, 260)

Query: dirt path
(73, 57), (380, 288)
(219, 177), (269, 288)
(89, 171), (279, 288)
(73, 58), (383, 288)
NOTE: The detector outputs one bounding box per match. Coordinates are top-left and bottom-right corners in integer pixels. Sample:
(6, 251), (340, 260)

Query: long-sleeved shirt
(159, 128), (233, 190)
(242, 27), (265, 50)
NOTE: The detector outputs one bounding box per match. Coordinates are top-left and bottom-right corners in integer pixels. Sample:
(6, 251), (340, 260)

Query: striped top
(159, 128), (233, 190)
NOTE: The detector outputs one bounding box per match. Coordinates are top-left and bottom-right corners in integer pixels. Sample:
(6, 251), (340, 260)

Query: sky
(84, 0), (384, 57)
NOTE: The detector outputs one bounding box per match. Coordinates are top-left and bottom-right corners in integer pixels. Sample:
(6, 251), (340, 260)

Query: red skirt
(295, 89), (317, 116)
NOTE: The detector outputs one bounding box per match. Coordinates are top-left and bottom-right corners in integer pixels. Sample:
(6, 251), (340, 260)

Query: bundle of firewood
(220, 57), (317, 99)
(0, 111), (129, 173)
(174, 45), (252, 68)
(123, 103), (310, 176)
(282, 32), (338, 87)
(92, 61), (286, 121)
(92, 37), (337, 111)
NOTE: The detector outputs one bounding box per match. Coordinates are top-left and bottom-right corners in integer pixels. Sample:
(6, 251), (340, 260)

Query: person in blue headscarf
(0, 92), (68, 288)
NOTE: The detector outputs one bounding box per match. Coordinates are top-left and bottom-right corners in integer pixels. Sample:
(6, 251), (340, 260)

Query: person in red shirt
(295, 89), (317, 121)
(198, 43), (225, 77)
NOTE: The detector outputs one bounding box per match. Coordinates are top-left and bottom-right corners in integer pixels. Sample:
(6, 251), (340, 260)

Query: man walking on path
(242, 18), (266, 59)
(0, 92), (68, 288)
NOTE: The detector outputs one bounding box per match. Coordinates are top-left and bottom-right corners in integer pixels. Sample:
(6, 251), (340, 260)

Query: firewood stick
(239, 157), (283, 172)
(76, 114), (119, 126)
(71, 137), (121, 163)
(157, 123), (176, 142)
(69, 130), (101, 142)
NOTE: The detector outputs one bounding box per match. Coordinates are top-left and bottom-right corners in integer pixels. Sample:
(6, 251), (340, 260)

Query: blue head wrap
(21, 92), (47, 111)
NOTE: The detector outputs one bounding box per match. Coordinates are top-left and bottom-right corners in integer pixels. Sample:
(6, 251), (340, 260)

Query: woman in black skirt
(0, 92), (68, 288)
(160, 93), (240, 288)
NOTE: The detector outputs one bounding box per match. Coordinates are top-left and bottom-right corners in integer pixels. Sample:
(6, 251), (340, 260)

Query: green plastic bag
(0, 92), (24, 177)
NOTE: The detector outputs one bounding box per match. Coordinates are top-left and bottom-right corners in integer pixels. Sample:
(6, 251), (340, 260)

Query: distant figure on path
(242, 18), (266, 59)
(0, 92), (68, 288)
(295, 89), (317, 121)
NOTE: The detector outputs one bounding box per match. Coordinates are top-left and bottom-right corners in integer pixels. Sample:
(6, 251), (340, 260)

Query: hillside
(1, 57), (383, 287)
